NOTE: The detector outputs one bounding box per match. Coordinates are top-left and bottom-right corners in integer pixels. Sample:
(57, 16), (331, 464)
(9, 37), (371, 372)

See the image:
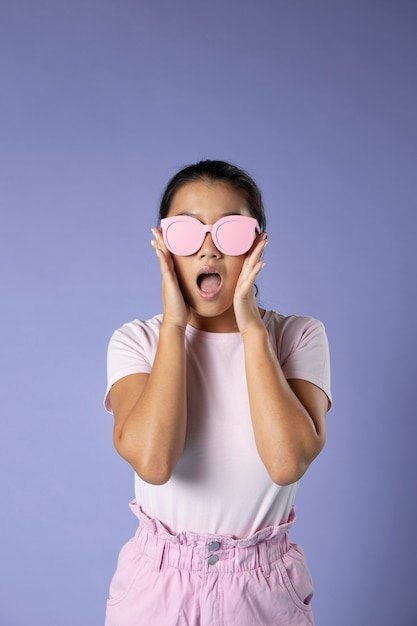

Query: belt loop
(154, 541), (166, 572)
(258, 540), (271, 578)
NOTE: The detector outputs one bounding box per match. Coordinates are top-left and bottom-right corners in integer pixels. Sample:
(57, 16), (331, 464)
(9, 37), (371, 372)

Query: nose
(198, 233), (222, 258)
(198, 232), (221, 258)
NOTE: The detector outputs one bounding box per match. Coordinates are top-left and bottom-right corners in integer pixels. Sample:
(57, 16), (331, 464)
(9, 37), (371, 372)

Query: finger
(241, 237), (268, 277)
(248, 231), (268, 254)
(245, 233), (268, 265)
(242, 259), (266, 287)
(151, 228), (174, 270)
(151, 227), (169, 254)
(236, 259), (266, 299)
(154, 227), (176, 260)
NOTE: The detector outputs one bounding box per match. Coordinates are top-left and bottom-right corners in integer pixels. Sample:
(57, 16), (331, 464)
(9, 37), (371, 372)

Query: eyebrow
(175, 211), (244, 219)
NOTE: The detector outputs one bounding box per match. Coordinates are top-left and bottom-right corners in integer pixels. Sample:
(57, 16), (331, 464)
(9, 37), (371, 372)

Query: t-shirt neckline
(185, 310), (273, 339)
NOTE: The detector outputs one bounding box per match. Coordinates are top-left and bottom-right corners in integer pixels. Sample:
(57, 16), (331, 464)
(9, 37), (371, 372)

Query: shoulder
(109, 314), (163, 347)
(106, 314), (163, 367)
(263, 310), (326, 345)
(105, 315), (163, 412)
(264, 311), (332, 407)
(263, 310), (330, 368)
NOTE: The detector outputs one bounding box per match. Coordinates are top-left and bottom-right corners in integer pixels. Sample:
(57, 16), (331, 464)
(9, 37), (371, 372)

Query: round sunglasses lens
(215, 220), (254, 255)
(165, 220), (202, 255)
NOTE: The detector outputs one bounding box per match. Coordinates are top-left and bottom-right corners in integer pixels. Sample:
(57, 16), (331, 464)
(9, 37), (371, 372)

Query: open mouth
(197, 271), (222, 295)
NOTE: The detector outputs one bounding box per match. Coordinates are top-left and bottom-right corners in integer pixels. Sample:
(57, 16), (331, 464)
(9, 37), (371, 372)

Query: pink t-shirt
(105, 311), (331, 538)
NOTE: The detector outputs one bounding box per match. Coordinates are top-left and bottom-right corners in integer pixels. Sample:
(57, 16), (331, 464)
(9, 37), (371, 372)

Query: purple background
(1, 1), (416, 625)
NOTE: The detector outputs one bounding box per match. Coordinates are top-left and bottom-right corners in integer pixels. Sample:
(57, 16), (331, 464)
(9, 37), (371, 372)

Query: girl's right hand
(151, 228), (191, 330)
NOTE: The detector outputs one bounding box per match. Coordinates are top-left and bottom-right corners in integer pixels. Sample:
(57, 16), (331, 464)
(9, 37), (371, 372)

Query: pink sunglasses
(160, 215), (260, 256)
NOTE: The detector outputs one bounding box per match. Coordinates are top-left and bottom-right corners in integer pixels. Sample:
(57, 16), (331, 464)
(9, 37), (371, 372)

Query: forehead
(167, 180), (250, 218)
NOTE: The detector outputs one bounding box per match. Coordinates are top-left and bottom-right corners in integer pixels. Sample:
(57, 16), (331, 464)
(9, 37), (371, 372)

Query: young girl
(104, 160), (331, 626)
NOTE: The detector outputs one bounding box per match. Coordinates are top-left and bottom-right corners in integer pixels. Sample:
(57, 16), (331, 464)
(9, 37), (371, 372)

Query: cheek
(172, 258), (192, 291)
(219, 260), (245, 297)
(228, 258), (246, 281)
(172, 258), (183, 278)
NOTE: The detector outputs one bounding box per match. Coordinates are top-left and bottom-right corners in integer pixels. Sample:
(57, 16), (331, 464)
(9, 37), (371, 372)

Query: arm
(110, 323), (187, 485)
(110, 232), (190, 485)
(234, 235), (329, 485)
(243, 327), (328, 485)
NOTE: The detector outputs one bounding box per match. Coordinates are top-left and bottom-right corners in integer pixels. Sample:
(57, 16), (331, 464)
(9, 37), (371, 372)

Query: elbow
(266, 437), (326, 486)
(133, 459), (174, 485)
(267, 461), (308, 486)
(114, 434), (176, 485)
(126, 449), (176, 485)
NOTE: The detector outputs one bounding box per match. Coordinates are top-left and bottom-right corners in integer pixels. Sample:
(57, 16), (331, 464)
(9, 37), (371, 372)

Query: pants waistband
(129, 500), (295, 575)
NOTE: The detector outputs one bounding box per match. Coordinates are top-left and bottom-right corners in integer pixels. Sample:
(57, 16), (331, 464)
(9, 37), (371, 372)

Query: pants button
(208, 541), (221, 551)
(208, 554), (219, 565)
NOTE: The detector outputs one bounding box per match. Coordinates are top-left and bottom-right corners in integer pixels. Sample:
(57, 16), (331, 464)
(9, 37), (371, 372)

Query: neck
(188, 307), (266, 333)
(189, 307), (239, 333)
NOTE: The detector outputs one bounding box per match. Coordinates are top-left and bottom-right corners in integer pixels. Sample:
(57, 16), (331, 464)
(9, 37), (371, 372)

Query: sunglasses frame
(160, 215), (260, 256)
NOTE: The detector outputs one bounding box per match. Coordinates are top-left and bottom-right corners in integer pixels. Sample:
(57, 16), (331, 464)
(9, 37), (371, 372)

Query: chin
(191, 302), (236, 326)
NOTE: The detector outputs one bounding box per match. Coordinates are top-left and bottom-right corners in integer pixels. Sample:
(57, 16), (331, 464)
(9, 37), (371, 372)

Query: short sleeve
(277, 316), (332, 409)
(104, 317), (161, 413)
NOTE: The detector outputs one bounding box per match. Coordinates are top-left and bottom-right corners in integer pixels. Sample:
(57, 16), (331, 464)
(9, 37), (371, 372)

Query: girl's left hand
(233, 233), (268, 335)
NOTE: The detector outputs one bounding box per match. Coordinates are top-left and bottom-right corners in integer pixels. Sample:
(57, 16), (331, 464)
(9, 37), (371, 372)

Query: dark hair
(158, 160), (266, 231)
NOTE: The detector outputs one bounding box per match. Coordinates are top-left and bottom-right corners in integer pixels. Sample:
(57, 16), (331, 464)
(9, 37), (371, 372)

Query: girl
(104, 160), (331, 626)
